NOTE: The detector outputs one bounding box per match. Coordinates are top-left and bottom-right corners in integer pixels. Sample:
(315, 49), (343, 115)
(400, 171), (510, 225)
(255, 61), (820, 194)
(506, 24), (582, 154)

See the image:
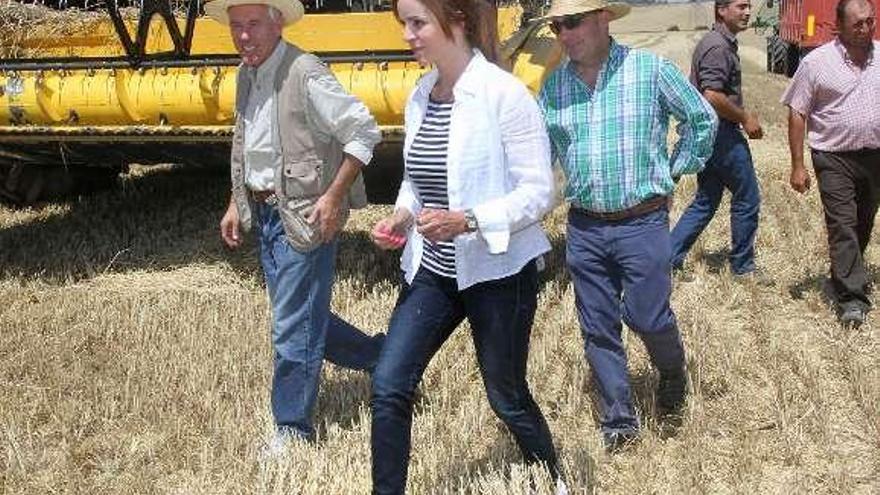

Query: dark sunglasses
(549, 13), (586, 35)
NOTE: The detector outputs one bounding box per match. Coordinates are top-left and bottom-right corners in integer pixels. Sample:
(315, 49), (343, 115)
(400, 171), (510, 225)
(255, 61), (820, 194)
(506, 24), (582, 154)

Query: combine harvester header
(0, 0), (561, 203)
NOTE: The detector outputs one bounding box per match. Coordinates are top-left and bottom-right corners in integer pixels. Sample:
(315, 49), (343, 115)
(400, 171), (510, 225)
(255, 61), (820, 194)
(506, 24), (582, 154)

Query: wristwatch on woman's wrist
(464, 209), (478, 232)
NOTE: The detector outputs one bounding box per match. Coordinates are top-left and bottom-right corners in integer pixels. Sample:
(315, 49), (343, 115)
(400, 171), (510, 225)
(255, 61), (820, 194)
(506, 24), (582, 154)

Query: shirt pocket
(281, 156), (322, 199)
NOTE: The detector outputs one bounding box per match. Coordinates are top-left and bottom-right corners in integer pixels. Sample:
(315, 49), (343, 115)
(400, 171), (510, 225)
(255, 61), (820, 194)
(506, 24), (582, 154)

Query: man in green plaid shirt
(538, 0), (717, 452)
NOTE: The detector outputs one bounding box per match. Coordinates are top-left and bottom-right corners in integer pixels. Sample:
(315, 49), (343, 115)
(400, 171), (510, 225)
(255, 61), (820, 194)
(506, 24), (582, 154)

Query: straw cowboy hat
(541, 0), (631, 21)
(204, 0), (305, 26)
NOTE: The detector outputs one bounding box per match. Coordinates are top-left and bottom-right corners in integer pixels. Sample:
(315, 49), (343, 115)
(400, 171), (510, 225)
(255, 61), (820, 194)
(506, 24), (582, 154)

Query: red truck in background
(763, 0), (879, 76)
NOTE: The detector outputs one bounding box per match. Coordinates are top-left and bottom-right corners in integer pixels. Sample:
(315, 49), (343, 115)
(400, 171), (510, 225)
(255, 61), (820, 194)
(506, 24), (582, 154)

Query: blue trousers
(255, 203), (383, 440)
(370, 262), (558, 494)
(671, 123), (760, 274)
(567, 207), (686, 435)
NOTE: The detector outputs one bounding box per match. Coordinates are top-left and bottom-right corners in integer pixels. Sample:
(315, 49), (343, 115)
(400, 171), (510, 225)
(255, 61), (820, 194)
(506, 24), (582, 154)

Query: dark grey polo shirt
(690, 22), (742, 123)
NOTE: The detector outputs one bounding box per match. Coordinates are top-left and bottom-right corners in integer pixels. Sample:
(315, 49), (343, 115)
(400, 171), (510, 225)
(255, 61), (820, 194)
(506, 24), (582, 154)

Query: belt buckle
(250, 189), (278, 205)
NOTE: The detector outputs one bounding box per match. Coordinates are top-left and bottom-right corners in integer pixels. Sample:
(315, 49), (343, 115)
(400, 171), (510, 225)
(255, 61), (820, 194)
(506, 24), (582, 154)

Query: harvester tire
(1, 163), (62, 205)
(0, 163), (120, 206)
(766, 34), (788, 74)
(785, 43), (801, 77)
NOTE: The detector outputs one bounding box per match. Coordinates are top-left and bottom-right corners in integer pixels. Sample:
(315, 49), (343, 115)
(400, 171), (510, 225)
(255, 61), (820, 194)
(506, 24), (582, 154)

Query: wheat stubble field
(1, 4), (878, 494)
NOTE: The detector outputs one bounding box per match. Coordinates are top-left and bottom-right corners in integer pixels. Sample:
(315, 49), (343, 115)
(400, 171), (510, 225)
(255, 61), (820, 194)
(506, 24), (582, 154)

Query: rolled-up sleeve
(659, 59), (718, 177)
(471, 83), (555, 254)
(394, 169), (421, 217)
(306, 72), (381, 166)
(695, 45), (732, 92)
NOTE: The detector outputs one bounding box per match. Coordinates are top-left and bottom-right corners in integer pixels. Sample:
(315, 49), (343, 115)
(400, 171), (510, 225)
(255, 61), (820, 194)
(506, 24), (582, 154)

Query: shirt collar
(834, 38), (877, 68)
(453, 50), (486, 97)
(606, 38), (626, 70)
(563, 37), (626, 90)
(247, 40), (286, 84)
(415, 49), (486, 100)
(713, 22), (738, 46)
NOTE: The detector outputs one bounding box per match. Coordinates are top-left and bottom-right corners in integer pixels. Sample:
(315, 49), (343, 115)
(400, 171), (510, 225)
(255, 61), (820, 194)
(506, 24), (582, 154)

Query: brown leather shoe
(839, 303), (867, 328)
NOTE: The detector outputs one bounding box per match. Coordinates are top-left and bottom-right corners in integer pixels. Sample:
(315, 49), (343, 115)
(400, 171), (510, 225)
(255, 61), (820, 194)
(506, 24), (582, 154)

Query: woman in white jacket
(369, 0), (561, 492)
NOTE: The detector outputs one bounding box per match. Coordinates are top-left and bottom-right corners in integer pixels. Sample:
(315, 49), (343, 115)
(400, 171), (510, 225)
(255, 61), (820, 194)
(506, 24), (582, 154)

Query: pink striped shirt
(781, 40), (880, 152)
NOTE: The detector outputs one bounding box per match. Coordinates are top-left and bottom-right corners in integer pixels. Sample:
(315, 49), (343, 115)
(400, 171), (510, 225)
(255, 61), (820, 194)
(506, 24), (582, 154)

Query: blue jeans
(255, 203), (384, 440)
(566, 207), (686, 435)
(370, 262), (558, 494)
(671, 122), (760, 274)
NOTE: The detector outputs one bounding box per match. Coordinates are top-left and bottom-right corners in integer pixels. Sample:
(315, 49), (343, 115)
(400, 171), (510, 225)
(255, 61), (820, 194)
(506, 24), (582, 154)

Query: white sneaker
(556, 479), (570, 495)
(259, 431), (294, 461)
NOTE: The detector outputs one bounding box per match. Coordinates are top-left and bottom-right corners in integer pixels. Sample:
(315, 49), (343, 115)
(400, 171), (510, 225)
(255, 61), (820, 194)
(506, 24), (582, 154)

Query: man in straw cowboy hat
(209, 0), (384, 453)
(538, 0), (717, 451)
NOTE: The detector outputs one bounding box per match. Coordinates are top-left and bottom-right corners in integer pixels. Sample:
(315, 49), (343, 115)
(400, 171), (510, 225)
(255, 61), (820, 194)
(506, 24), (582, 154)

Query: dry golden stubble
(0, 2), (131, 57)
(2, 7), (880, 494)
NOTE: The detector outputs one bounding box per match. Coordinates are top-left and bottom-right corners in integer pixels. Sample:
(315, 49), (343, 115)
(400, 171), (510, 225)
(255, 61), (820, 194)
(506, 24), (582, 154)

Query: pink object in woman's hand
(374, 223), (406, 247)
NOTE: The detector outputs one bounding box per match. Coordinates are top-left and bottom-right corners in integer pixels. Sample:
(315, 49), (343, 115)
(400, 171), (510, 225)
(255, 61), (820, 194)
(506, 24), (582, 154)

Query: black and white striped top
(407, 98), (456, 278)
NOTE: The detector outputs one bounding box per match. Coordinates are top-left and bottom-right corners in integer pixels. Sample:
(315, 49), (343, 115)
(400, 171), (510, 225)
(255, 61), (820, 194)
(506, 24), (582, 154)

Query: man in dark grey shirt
(671, 0), (765, 280)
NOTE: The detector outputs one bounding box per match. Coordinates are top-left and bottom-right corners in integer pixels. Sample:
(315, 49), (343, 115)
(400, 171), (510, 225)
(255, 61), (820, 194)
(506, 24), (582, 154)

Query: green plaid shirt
(539, 39), (717, 213)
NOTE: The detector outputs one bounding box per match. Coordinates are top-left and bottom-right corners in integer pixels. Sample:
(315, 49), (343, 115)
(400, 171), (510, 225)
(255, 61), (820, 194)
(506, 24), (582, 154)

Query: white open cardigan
(395, 51), (555, 290)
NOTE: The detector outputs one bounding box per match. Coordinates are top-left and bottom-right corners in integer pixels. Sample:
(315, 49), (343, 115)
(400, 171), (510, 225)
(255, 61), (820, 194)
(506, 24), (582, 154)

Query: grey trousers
(812, 148), (880, 309)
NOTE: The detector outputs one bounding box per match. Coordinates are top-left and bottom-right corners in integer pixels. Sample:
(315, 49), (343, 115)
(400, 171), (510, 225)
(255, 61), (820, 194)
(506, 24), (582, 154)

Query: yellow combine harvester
(0, 0), (560, 203)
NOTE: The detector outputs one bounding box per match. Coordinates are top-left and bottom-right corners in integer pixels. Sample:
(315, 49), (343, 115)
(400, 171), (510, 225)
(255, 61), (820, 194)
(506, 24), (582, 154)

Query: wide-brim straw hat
(541, 0), (631, 22)
(204, 0), (304, 26)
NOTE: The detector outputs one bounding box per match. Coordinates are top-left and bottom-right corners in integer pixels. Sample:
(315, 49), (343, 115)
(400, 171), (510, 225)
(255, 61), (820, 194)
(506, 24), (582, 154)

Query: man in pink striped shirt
(782, 0), (879, 326)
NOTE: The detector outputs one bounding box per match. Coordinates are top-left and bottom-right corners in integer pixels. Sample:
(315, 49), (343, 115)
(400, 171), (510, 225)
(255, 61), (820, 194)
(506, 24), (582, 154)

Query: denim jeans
(566, 207), (686, 435)
(671, 122), (760, 274)
(370, 262), (558, 494)
(255, 202), (383, 440)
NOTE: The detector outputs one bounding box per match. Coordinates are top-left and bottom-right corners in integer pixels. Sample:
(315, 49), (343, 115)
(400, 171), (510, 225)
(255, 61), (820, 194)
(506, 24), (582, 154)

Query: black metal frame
(0, 0), (416, 70)
(0, 51), (415, 71)
(105, 0), (201, 63)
